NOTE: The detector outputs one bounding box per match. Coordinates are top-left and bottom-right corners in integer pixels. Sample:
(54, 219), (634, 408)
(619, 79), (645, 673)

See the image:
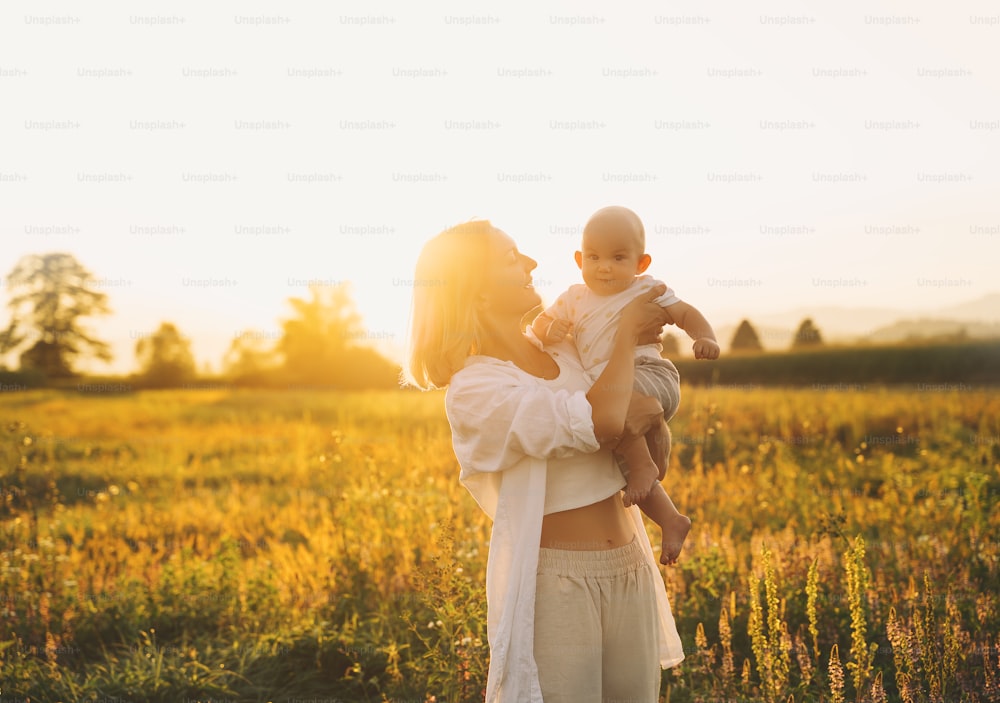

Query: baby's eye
(615, 256), (626, 261)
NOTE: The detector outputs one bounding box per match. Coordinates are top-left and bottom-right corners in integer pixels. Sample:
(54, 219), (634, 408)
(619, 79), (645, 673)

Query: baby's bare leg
(618, 435), (660, 507)
(636, 483), (691, 566)
(647, 420), (671, 481)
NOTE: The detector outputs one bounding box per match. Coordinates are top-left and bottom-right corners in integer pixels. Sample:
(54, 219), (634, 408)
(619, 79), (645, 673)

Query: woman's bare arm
(595, 393), (664, 452)
(586, 286), (669, 442)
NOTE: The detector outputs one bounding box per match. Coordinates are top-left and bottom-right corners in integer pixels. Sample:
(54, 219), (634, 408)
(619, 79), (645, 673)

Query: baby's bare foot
(660, 514), (692, 565)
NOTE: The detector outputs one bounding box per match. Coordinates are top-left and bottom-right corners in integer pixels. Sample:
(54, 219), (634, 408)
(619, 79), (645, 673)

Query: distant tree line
(663, 317), (824, 355)
(19, 252), (960, 390)
(673, 338), (1000, 386)
(0, 252), (399, 389)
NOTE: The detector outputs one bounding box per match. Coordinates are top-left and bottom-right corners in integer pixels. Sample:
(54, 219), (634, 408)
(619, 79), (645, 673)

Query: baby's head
(575, 206), (651, 296)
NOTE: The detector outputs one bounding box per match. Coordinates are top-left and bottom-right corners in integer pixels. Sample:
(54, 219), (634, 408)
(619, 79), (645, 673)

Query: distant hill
(934, 293), (1000, 321)
(861, 319), (1000, 345)
(703, 293), (1000, 354)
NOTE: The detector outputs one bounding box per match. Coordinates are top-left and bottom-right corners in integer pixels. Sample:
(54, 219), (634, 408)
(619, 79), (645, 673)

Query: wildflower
(794, 634), (813, 687)
(844, 536), (872, 692)
(829, 644), (845, 703)
(719, 606), (734, 682)
(806, 558), (820, 659)
(886, 607), (915, 703)
(871, 671), (888, 703)
(695, 622), (708, 651)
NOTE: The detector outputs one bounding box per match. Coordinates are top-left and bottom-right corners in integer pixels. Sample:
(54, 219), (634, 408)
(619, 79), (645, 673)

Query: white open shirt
(444, 336), (685, 703)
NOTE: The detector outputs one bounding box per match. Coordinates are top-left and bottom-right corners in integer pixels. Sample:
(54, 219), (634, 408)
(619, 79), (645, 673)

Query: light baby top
(541, 275), (680, 374)
(445, 336), (685, 703)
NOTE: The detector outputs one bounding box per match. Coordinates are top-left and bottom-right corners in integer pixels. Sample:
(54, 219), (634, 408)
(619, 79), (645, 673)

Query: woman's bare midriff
(539, 492), (635, 550)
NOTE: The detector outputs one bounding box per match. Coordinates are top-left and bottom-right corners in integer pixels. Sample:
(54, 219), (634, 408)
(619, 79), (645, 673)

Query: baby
(531, 206), (720, 565)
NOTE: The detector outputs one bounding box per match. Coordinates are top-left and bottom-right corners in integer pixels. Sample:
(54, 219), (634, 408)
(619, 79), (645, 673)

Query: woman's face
(480, 229), (540, 316)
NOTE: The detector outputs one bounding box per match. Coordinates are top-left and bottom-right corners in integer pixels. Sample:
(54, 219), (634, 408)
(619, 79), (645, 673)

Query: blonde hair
(403, 220), (496, 390)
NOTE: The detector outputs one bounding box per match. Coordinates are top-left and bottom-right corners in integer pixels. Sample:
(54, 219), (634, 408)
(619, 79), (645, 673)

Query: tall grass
(0, 385), (997, 701)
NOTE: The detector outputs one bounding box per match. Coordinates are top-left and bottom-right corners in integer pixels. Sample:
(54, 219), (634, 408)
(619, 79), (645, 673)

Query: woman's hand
(620, 286), (670, 346)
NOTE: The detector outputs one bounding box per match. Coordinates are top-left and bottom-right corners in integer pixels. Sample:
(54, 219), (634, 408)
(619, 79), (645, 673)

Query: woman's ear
(636, 253), (652, 274)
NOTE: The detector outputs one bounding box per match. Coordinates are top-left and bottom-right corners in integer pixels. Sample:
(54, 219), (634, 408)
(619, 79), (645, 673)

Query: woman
(404, 220), (685, 702)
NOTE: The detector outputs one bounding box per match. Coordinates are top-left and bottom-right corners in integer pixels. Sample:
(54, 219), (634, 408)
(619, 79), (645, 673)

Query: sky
(1, 1), (998, 373)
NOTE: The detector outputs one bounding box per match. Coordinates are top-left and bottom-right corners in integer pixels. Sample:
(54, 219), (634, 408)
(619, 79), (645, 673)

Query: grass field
(0, 386), (998, 702)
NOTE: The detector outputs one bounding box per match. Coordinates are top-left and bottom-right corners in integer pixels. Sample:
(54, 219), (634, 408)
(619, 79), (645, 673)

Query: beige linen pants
(533, 535), (661, 702)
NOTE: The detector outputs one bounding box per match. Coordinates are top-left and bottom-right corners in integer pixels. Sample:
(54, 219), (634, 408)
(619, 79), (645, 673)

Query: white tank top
(540, 349), (626, 515)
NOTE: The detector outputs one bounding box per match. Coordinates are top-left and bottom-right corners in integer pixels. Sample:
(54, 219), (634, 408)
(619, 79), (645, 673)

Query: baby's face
(575, 228), (646, 296)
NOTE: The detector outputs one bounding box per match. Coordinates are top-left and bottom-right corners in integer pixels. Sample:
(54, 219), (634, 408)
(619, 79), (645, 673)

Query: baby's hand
(545, 319), (573, 343)
(693, 338), (720, 360)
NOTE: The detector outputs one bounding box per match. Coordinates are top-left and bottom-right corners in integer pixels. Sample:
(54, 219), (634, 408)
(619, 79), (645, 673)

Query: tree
(792, 318), (823, 349)
(337, 346), (403, 390)
(730, 319), (763, 352)
(135, 322), (196, 387)
(277, 283), (398, 389)
(278, 284), (361, 384)
(1, 253), (112, 377)
(223, 329), (280, 385)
